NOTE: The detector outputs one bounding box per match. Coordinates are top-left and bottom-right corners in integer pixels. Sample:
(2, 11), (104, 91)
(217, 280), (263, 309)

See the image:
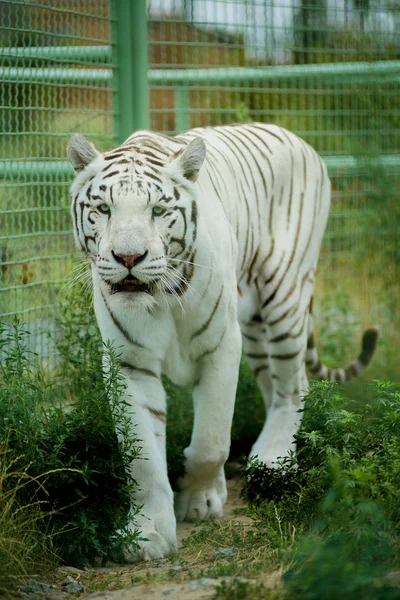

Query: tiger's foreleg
(115, 372), (177, 561)
(175, 321), (242, 522)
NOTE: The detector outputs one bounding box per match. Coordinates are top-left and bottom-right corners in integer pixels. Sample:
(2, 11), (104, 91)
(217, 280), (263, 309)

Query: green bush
(0, 291), (140, 570)
(284, 498), (399, 600)
(242, 380), (400, 598)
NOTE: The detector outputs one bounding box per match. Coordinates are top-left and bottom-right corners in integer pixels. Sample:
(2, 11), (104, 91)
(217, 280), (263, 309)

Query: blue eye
(98, 204), (110, 214)
(152, 205), (166, 217)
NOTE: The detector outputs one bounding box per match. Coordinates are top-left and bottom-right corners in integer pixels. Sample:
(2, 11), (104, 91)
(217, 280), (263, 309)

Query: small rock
(215, 547), (238, 558)
(162, 590), (174, 596)
(383, 571), (400, 586)
(44, 592), (65, 600)
(20, 580), (52, 595)
(61, 577), (85, 595)
(188, 578), (218, 590)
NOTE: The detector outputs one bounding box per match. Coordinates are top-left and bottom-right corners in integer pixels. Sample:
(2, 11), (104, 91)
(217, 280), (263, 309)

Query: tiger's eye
(152, 205), (166, 217)
(98, 204), (110, 214)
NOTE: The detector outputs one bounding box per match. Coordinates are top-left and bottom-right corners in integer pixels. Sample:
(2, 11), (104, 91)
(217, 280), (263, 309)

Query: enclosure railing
(1, 46), (400, 179)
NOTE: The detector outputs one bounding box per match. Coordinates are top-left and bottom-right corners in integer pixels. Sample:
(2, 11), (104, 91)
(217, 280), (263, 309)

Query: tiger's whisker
(168, 257), (211, 270)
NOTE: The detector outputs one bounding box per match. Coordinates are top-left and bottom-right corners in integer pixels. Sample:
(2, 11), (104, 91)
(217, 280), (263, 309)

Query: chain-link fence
(0, 0), (115, 350)
(1, 0), (399, 375)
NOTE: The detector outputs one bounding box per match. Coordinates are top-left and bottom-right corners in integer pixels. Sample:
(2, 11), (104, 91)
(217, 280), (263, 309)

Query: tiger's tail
(305, 313), (379, 384)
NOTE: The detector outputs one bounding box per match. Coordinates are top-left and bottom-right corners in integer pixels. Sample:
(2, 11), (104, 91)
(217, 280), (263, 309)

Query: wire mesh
(147, 0), (400, 378)
(0, 0), (114, 349)
(1, 0), (399, 377)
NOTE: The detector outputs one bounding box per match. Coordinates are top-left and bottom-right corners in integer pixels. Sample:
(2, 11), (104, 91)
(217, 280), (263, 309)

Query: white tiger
(68, 123), (378, 562)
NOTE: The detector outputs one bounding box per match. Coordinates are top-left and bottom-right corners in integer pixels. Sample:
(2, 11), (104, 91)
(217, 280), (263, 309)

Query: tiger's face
(68, 134), (206, 306)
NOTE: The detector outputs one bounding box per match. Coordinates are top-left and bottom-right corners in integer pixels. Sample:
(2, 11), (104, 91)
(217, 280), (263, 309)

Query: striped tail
(306, 317), (379, 384)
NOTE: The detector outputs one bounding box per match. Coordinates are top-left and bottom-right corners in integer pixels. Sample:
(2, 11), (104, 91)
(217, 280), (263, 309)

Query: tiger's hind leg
(241, 315), (273, 417)
(248, 275), (314, 467)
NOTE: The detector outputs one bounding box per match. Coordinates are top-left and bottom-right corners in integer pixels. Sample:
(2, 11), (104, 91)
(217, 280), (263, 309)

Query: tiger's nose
(112, 251), (147, 268)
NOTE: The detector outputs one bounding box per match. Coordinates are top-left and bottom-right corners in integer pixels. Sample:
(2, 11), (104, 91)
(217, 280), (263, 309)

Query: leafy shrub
(242, 380), (400, 598)
(165, 377), (192, 487)
(284, 498), (399, 600)
(0, 290), (140, 569)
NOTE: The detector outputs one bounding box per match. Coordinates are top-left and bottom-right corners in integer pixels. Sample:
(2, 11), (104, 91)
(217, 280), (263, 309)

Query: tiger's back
(177, 124), (330, 315)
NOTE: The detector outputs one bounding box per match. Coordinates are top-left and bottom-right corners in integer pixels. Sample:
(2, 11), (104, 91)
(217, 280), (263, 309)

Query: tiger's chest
(161, 302), (229, 387)
(161, 314), (220, 386)
(162, 335), (199, 387)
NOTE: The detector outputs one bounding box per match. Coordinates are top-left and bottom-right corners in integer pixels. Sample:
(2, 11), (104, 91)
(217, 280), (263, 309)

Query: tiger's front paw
(120, 513), (177, 563)
(174, 468), (227, 522)
(122, 529), (177, 563)
(118, 495), (177, 563)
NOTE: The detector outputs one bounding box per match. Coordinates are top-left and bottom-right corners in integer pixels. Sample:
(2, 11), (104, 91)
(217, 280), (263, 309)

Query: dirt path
(52, 478), (260, 600)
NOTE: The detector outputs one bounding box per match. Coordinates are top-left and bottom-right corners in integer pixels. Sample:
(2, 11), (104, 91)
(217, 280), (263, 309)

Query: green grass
(0, 439), (57, 595)
(212, 579), (273, 599)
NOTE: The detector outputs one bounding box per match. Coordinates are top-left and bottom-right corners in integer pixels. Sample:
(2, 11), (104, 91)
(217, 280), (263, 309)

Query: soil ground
(43, 477), (281, 600)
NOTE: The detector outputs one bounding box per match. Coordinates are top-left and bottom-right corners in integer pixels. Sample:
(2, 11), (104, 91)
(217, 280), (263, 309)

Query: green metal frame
(1, 3), (399, 175)
(1, 45), (112, 62)
(2, 59), (399, 85)
(1, 156), (399, 182)
(113, 0), (149, 142)
(1, 36), (399, 170)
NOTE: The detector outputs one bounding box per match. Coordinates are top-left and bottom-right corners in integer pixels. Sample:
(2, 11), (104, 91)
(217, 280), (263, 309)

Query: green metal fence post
(176, 86), (190, 133)
(113, 0), (149, 144)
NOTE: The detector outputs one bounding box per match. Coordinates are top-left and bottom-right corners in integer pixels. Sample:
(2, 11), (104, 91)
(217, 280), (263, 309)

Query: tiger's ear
(67, 133), (101, 173)
(170, 138), (206, 182)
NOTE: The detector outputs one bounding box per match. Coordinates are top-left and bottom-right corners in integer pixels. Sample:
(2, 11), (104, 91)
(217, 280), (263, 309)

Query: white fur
(69, 123), (331, 562)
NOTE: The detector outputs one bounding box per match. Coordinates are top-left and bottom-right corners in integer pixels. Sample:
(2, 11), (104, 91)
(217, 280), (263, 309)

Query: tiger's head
(68, 133), (206, 309)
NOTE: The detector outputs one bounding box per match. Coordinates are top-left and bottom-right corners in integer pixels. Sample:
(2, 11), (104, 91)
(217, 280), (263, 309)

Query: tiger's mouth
(110, 274), (153, 295)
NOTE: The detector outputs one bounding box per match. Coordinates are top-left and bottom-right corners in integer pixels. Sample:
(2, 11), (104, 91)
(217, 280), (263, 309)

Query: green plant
(212, 578), (270, 600)
(0, 287), (141, 570)
(242, 379), (400, 598)
(284, 497), (399, 600)
(165, 376), (192, 487)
